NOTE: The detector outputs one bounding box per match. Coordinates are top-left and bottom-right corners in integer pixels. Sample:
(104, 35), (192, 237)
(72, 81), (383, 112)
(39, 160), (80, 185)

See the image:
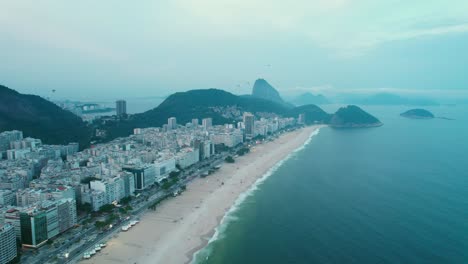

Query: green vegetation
(0, 85), (92, 149)
(94, 213), (118, 229)
(160, 175), (179, 190)
(225, 156), (235, 163)
(330, 105), (382, 128)
(119, 196), (132, 205)
(98, 204), (115, 213)
(252, 135), (266, 141)
(400, 109), (435, 119)
(287, 104), (331, 125)
(119, 205), (133, 214)
(169, 170), (181, 178)
(236, 147), (250, 156)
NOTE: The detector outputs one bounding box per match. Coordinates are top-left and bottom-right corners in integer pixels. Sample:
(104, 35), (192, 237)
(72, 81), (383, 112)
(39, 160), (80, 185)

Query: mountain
(400, 109), (435, 119)
(96, 89), (335, 140)
(251, 79), (292, 107)
(330, 105), (383, 128)
(0, 85), (91, 149)
(288, 104), (331, 124)
(292, 92), (331, 106)
(358, 93), (438, 106)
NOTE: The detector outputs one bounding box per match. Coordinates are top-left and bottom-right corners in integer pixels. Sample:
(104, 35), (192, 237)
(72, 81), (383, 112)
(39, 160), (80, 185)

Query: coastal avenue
(21, 135), (251, 264)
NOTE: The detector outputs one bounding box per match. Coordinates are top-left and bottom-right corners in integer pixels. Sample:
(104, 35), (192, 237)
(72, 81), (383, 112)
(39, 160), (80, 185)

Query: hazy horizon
(2, 1), (468, 101)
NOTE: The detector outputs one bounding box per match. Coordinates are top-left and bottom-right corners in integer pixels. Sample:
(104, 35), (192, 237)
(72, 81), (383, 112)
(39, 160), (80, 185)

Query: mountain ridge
(0, 84), (92, 149)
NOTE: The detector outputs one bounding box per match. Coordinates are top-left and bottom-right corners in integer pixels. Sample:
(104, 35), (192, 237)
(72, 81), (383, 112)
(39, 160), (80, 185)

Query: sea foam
(191, 128), (321, 263)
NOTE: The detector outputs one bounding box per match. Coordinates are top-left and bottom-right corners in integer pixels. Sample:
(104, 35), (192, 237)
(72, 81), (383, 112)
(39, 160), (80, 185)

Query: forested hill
(0, 85), (91, 149)
(97, 89), (333, 140)
(330, 105), (383, 128)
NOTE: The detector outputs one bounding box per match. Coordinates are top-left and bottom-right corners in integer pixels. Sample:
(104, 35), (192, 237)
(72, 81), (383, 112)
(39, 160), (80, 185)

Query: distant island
(330, 105), (383, 128)
(400, 109), (435, 119)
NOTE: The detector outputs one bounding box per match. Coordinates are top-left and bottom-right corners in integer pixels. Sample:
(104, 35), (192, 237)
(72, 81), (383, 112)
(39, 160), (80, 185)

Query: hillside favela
(1, 2), (468, 264)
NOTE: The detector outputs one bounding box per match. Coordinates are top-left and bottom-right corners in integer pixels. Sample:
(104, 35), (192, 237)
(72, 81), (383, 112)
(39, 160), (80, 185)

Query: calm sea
(194, 105), (468, 264)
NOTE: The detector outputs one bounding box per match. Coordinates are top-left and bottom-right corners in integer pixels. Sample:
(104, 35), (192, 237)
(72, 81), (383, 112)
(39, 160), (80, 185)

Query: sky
(1, 1), (468, 101)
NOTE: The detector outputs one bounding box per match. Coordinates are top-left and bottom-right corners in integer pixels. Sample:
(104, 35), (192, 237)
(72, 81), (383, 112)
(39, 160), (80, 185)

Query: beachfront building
(175, 148), (199, 169)
(243, 112), (255, 138)
(57, 198), (77, 233)
(0, 223), (17, 264)
(20, 209), (48, 248)
(154, 156), (176, 183)
(210, 131), (243, 148)
(121, 172), (135, 198)
(123, 165), (156, 190)
(81, 190), (107, 212)
(42, 201), (59, 239)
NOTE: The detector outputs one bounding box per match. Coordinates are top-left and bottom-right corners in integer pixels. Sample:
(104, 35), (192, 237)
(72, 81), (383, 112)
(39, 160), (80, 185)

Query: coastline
(81, 125), (321, 264)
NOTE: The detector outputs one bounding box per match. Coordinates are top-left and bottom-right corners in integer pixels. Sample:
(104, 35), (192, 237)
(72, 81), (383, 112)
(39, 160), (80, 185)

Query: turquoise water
(194, 105), (468, 264)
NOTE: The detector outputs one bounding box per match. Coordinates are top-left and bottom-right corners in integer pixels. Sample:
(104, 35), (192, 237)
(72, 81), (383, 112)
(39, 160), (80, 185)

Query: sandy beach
(81, 125), (320, 264)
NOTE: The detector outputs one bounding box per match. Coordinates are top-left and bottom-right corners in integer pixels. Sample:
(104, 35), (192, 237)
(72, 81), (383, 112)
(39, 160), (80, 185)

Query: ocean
(193, 105), (468, 264)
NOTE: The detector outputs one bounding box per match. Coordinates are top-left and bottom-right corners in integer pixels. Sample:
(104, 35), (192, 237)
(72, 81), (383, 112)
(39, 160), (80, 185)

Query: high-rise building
(3, 209), (21, 239)
(116, 100), (127, 117)
(202, 118), (212, 130)
(298, 113), (306, 125)
(57, 198), (77, 233)
(42, 201), (59, 239)
(168, 117), (177, 130)
(0, 223), (17, 264)
(20, 210), (48, 248)
(243, 113), (255, 137)
(123, 165), (156, 190)
(0, 130), (23, 153)
(0, 190), (15, 207)
(192, 118), (199, 126)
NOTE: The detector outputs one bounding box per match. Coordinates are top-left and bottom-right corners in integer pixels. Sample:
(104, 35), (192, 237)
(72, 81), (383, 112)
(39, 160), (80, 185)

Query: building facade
(116, 100), (127, 117)
(0, 223), (17, 264)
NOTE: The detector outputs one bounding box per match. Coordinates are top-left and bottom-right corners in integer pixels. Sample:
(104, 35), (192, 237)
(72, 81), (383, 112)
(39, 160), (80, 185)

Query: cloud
(169, 0), (468, 56)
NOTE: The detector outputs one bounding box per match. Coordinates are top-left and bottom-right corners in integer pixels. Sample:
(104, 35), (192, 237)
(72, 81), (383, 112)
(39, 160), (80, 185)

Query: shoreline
(81, 125), (321, 264)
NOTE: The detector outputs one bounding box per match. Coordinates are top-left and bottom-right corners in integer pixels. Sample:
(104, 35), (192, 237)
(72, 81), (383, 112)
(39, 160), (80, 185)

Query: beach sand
(81, 126), (320, 264)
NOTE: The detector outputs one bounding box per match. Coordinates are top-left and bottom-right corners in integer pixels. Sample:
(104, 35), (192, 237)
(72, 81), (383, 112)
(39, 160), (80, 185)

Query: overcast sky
(1, 1), (468, 100)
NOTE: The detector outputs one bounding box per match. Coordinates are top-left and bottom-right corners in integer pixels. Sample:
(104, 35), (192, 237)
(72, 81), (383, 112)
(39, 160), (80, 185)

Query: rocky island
(400, 109), (435, 119)
(330, 105), (383, 128)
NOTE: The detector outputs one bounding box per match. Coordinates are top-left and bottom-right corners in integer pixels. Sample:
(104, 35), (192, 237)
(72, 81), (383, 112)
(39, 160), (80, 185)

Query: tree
(236, 147), (250, 156)
(169, 170), (180, 178)
(99, 204), (115, 213)
(225, 156), (235, 163)
(94, 221), (107, 229)
(119, 196), (132, 205)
